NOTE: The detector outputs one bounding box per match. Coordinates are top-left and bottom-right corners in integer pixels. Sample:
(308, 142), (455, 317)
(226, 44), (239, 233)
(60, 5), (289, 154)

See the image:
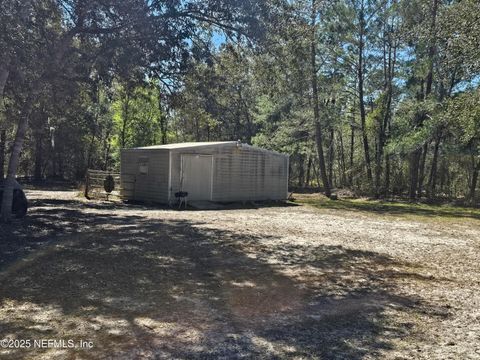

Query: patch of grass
(294, 194), (480, 222)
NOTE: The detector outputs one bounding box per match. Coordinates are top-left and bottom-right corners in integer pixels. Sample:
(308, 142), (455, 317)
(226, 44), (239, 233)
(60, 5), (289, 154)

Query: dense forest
(1, 0), (479, 219)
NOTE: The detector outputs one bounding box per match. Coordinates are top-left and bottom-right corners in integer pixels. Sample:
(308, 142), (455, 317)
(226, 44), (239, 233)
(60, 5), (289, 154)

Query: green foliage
(387, 98), (440, 155)
(445, 90), (480, 145)
(2, 0), (480, 204)
(111, 83), (163, 149)
(171, 46), (258, 142)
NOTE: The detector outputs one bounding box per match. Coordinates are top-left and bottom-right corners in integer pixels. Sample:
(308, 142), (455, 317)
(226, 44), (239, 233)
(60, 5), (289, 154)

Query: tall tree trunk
(86, 132), (96, 171)
(0, 61), (9, 181)
(298, 152), (305, 188)
(418, 141), (429, 198)
(439, 158), (447, 195)
(328, 128), (334, 188)
(0, 129), (5, 180)
(194, 117), (200, 142)
(158, 90), (167, 144)
(470, 157), (480, 204)
(103, 127), (111, 171)
(338, 130), (346, 187)
(376, 14), (397, 197)
(427, 134), (441, 199)
(238, 88), (253, 143)
(305, 155), (312, 188)
(408, 0), (438, 202)
(357, 5), (373, 185)
(425, 0), (439, 98)
(311, 0), (331, 198)
(121, 89), (130, 148)
(375, 80), (393, 197)
(374, 136), (382, 197)
(312, 161), (321, 191)
(1, 30), (74, 221)
(34, 132), (43, 181)
(383, 72), (394, 199)
(384, 18), (397, 197)
(375, 91), (392, 197)
(160, 115), (167, 144)
(104, 142), (111, 171)
(1, 92), (37, 221)
(349, 124), (355, 186)
(409, 149), (422, 200)
(384, 154), (390, 197)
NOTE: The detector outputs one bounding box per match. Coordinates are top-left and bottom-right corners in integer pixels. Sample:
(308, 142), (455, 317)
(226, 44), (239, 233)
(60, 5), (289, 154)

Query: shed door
(181, 154), (213, 201)
(134, 156), (150, 200)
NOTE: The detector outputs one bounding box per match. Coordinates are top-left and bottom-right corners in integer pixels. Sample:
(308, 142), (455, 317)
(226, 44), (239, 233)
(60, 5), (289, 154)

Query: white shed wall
(120, 149), (169, 203)
(169, 144), (288, 202)
(121, 143), (289, 204)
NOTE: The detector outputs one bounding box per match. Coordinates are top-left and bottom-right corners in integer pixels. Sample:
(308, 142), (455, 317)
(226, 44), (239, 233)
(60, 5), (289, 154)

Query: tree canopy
(1, 0), (480, 219)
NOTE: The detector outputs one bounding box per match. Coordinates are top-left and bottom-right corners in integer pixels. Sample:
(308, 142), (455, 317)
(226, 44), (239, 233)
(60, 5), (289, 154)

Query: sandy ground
(0, 189), (479, 359)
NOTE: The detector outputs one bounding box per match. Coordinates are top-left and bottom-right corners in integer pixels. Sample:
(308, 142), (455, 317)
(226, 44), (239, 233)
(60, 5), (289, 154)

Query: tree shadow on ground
(29, 195), (300, 213)
(0, 196), (450, 359)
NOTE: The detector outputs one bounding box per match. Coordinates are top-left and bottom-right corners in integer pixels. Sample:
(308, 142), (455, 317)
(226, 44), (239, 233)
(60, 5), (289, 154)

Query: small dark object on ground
(104, 175), (115, 200)
(104, 175), (115, 194)
(0, 180), (28, 218)
(330, 193), (338, 200)
(175, 191), (188, 209)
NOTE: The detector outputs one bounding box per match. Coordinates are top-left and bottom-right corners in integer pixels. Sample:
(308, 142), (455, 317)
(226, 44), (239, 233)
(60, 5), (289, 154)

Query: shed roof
(134, 141), (236, 150)
(130, 141), (288, 157)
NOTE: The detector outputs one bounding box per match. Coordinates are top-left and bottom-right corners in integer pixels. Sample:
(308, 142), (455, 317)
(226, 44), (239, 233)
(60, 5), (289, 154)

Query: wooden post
(84, 170), (90, 199)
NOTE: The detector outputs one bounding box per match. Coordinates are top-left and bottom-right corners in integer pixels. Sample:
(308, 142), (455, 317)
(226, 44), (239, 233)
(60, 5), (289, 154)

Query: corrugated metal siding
(120, 149), (169, 202)
(170, 144), (288, 202)
(213, 147), (288, 201)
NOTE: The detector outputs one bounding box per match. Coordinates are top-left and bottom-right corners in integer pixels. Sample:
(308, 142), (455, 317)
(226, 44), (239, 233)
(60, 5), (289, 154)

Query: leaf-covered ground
(0, 190), (479, 359)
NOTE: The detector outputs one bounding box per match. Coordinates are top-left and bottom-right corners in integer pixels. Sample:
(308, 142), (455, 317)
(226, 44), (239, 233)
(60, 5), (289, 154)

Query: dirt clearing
(0, 189), (479, 359)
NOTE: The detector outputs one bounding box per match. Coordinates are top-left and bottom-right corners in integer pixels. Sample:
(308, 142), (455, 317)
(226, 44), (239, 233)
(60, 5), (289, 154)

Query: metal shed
(120, 141), (289, 204)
